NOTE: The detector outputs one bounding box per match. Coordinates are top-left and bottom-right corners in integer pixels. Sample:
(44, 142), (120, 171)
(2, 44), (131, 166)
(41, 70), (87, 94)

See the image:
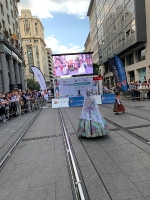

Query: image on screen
(52, 53), (93, 77)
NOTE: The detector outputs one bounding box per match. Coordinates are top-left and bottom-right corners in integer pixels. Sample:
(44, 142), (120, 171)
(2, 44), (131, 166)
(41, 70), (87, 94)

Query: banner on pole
(31, 66), (48, 99)
(108, 58), (120, 85)
(114, 55), (127, 91)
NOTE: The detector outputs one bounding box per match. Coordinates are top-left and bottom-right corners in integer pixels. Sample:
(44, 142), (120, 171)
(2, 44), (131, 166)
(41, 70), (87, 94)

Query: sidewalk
(0, 104), (150, 199)
(0, 109), (73, 200)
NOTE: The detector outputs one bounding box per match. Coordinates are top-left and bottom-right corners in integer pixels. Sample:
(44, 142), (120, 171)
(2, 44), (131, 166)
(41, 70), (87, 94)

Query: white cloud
(18, 0), (90, 19)
(45, 35), (84, 54)
(79, 16), (85, 20)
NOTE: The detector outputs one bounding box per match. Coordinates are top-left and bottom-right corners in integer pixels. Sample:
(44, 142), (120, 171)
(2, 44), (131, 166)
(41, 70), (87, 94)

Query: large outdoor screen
(52, 53), (93, 77)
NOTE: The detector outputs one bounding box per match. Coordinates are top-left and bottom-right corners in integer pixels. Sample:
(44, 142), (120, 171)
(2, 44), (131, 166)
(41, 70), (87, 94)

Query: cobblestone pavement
(0, 101), (150, 200)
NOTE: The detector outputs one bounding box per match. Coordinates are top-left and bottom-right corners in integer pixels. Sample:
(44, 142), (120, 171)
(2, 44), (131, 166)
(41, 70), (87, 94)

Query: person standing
(113, 92), (125, 114)
(77, 90), (110, 138)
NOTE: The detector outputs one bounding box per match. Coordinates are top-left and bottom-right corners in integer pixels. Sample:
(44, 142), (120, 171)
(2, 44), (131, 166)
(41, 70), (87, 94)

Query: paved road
(0, 101), (150, 200)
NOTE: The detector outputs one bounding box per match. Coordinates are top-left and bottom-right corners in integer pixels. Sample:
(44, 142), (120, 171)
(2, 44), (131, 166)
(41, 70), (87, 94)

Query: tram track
(99, 104), (150, 144)
(61, 107), (150, 200)
(61, 108), (114, 200)
(58, 108), (89, 200)
(0, 109), (42, 170)
(100, 104), (150, 121)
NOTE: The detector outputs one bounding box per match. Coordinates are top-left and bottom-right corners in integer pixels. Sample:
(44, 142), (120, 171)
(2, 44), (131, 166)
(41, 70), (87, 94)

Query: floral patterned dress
(77, 93), (110, 138)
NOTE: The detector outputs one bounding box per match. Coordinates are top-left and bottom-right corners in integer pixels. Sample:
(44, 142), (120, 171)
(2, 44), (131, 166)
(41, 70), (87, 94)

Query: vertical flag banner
(31, 66), (48, 99)
(108, 58), (120, 85)
(114, 55), (127, 91)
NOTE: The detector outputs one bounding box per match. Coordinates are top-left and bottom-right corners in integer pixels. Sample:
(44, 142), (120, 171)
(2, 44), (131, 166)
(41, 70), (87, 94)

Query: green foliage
(93, 63), (99, 75)
(27, 78), (40, 91)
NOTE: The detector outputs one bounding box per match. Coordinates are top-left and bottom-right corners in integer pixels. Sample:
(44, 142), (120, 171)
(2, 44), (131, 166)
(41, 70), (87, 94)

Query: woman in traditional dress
(113, 92), (125, 114)
(77, 90), (110, 138)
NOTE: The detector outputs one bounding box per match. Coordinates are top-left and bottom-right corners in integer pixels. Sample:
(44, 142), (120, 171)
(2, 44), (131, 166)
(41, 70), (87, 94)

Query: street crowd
(103, 79), (150, 101)
(0, 89), (46, 123)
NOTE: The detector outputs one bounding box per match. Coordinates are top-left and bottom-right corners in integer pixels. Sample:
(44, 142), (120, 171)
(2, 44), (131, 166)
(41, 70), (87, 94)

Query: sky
(18, 0), (91, 54)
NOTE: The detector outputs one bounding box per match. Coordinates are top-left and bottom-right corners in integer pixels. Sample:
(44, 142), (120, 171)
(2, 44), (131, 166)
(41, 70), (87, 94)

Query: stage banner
(108, 58), (120, 85)
(52, 98), (69, 108)
(114, 55), (127, 91)
(54, 76), (99, 98)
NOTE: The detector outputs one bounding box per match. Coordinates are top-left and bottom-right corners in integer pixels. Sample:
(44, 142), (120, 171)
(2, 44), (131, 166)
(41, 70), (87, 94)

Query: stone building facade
(19, 10), (50, 87)
(0, 0), (25, 92)
(46, 48), (54, 89)
(87, 0), (150, 85)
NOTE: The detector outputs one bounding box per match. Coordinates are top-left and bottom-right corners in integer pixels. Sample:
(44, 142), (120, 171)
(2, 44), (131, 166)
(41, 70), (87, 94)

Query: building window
(128, 53), (134, 65)
(138, 48), (145, 62)
(0, 3), (4, 15)
(121, 57), (125, 67)
(2, 19), (5, 29)
(13, 23), (15, 32)
(7, 14), (10, 24)
(35, 22), (38, 35)
(27, 46), (34, 73)
(11, 10), (13, 18)
(24, 17), (30, 35)
(35, 46), (40, 68)
(129, 70), (135, 82)
(126, 30), (131, 38)
(6, 0), (8, 9)
(9, 28), (11, 36)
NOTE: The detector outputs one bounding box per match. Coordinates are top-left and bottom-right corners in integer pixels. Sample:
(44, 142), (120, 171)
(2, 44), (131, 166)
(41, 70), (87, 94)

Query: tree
(27, 78), (40, 91)
(93, 63), (99, 75)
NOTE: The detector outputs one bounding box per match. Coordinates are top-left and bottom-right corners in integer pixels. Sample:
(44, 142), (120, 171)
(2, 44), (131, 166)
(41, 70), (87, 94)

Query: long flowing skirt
(77, 118), (110, 138)
(113, 100), (125, 113)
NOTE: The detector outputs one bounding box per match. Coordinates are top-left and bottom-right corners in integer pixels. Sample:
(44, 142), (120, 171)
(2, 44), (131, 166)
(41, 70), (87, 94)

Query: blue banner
(108, 58), (120, 85)
(101, 94), (115, 104)
(114, 55), (127, 91)
(69, 97), (84, 107)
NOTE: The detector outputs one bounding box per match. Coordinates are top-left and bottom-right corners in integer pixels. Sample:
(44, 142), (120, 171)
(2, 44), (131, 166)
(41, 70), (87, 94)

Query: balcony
(0, 30), (23, 59)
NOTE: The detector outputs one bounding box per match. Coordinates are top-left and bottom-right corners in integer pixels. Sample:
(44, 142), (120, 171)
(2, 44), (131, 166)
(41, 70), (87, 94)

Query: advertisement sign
(93, 76), (103, 81)
(52, 53), (93, 76)
(69, 97), (84, 107)
(95, 95), (102, 104)
(108, 58), (120, 85)
(114, 55), (127, 91)
(31, 66), (47, 91)
(53, 76), (99, 98)
(52, 98), (69, 108)
(101, 94), (115, 104)
(69, 95), (102, 107)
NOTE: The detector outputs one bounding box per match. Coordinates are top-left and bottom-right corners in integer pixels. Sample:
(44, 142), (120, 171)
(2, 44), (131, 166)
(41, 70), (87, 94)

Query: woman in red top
(113, 92), (125, 114)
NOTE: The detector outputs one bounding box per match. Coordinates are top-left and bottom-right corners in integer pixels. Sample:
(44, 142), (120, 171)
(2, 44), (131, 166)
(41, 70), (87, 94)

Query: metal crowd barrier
(122, 89), (150, 101)
(0, 97), (46, 122)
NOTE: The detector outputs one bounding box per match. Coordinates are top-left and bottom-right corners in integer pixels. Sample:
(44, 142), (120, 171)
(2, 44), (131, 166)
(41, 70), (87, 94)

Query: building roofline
(87, 0), (94, 16)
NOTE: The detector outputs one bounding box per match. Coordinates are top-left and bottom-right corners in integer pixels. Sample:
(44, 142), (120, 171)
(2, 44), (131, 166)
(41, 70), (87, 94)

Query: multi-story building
(87, 0), (99, 64)
(0, 0), (25, 92)
(87, 0), (150, 85)
(19, 10), (50, 87)
(84, 32), (91, 52)
(46, 48), (54, 88)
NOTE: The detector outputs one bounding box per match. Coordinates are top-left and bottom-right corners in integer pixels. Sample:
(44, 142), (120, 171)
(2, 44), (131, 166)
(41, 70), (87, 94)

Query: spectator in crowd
(0, 89), (46, 123)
